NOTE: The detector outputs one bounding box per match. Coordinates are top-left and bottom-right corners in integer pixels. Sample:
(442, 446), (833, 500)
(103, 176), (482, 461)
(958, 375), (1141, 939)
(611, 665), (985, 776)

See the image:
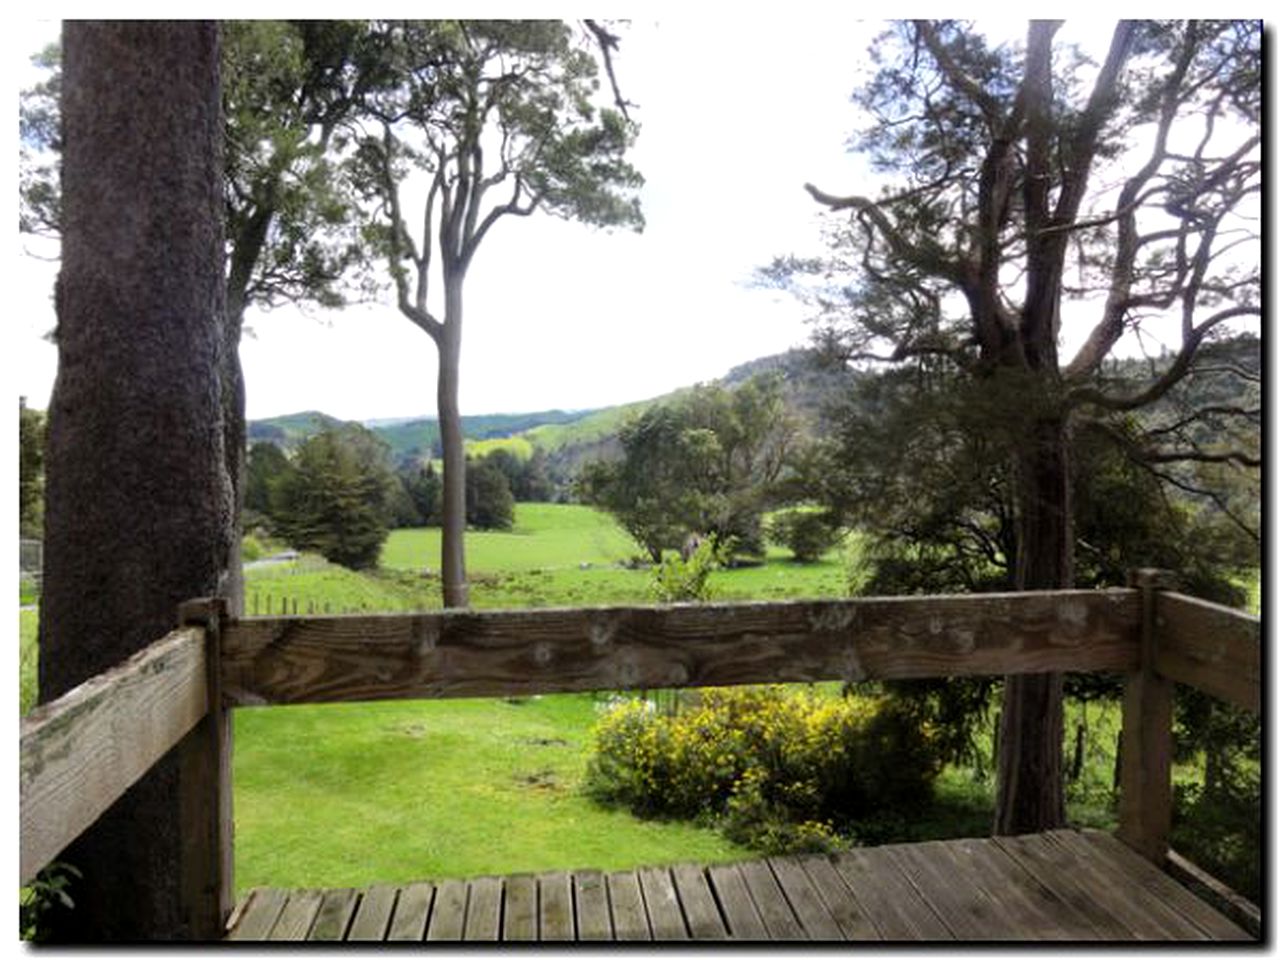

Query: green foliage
(22, 23), (384, 313)
(584, 687), (943, 855)
(19, 403), (45, 538)
(398, 460), (441, 527)
(466, 456), (516, 531)
(649, 539), (720, 603)
(272, 426), (394, 569)
(1170, 687), (1260, 901)
(20, 610), (39, 715)
(20, 862), (82, 942)
(578, 375), (798, 562)
(766, 507), (843, 563)
(244, 441), (293, 519)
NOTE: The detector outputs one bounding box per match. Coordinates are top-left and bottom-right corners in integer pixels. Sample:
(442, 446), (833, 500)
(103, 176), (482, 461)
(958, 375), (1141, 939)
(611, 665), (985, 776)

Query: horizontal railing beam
(1154, 592), (1260, 713)
(220, 590), (1141, 707)
(20, 626), (210, 885)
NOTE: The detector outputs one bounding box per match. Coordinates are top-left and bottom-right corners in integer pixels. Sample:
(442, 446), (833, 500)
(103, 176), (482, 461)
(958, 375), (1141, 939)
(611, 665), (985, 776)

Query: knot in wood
(588, 614), (618, 648)
(410, 619), (438, 658)
(1057, 600), (1088, 634)
(533, 642), (553, 667)
(808, 605), (854, 633)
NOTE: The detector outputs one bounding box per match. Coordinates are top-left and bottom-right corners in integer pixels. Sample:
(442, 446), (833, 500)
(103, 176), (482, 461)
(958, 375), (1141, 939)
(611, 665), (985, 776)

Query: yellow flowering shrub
(584, 686), (943, 853)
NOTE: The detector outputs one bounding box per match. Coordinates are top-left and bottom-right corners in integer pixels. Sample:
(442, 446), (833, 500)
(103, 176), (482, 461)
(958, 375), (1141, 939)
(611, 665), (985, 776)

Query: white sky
(7, 15), (1265, 422)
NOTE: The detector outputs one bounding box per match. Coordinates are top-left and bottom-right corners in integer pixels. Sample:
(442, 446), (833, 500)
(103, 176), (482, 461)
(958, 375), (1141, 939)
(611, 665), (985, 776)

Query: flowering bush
(584, 686), (943, 854)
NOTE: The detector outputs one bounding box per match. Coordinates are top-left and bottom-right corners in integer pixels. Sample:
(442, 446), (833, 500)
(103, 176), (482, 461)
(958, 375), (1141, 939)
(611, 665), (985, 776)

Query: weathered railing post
(1116, 568), (1177, 863)
(176, 598), (233, 939)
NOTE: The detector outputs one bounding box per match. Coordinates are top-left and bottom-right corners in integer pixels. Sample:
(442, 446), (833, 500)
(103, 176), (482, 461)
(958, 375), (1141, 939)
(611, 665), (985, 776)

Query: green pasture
(17, 504), (1260, 897)
(233, 694), (747, 892)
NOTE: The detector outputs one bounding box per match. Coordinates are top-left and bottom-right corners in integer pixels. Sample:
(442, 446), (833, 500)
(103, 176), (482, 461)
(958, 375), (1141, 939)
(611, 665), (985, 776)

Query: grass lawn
(20, 504), (1259, 898)
(233, 694), (747, 894)
(381, 503), (645, 575)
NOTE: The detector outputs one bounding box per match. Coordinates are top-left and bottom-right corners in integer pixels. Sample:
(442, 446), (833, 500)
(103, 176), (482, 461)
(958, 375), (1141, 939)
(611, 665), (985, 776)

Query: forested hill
(246, 347), (860, 466)
(246, 334), (1258, 475)
(247, 408), (592, 462)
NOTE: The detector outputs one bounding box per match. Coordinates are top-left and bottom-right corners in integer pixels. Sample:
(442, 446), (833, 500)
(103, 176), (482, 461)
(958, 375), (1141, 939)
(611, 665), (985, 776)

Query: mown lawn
(233, 694), (748, 893)
(20, 505), (1259, 897)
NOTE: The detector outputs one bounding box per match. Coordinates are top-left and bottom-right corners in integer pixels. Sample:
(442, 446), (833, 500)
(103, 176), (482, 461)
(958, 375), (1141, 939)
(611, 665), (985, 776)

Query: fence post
(1116, 568), (1176, 863)
(176, 597), (233, 938)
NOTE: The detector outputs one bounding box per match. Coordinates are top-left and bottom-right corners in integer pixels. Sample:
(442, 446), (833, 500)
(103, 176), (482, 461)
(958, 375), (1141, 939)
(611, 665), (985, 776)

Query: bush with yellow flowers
(584, 685), (943, 855)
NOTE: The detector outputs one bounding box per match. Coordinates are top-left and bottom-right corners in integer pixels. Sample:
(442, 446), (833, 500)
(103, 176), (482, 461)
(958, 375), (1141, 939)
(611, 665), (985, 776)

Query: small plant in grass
(650, 538), (721, 603)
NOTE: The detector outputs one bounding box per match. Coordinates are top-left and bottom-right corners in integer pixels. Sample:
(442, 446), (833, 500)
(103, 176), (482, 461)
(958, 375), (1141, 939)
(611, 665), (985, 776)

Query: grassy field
(234, 694), (747, 891)
(19, 504), (1259, 898)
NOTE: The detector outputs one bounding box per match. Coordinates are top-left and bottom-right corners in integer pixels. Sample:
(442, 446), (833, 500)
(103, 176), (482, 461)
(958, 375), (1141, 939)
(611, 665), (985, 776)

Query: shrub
(766, 508), (842, 563)
(585, 686), (943, 854)
(649, 539), (720, 603)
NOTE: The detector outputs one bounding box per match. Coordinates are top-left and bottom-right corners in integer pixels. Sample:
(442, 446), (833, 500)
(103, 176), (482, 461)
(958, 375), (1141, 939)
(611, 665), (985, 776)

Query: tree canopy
(579, 375), (798, 562)
(770, 19), (1260, 834)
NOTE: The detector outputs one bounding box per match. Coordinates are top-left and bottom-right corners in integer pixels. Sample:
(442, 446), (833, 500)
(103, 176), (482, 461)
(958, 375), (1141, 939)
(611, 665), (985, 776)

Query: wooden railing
(19, 575), (1260, 938)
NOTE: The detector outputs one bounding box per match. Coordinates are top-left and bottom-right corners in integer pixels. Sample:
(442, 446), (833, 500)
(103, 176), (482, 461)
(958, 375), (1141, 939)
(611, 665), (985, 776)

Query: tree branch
(583, 19), (635, 122)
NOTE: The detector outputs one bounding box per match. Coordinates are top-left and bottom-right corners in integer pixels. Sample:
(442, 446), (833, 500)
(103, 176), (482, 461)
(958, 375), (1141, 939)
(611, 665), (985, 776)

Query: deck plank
(268, 889), (324, 940)
(306, 888), (358, 941)
(738, 859), (805, 939)
(503, 874), (538, 941)
(797, 855), (880, 940)
(1079, 831), (1252, 940)
(229, 831), (1249, 942)
(897, 840), (1031, 940)
(462, 876), (502, 941)
(947, 837), (1092, 939)
(227, 888), (289, 940)
(638, 867), (688, 939)
(993, 833), (1136, 939)
(707, 863), (768, 939)
(671, 864), (728, 940)
(831, 847), (951, 939)
(607, 870), (651, 940)
(573, 871), (612, 940)
(539, 872), (575, 941)
(768, 856), (844, 940)
(424, 878), (467, 941)
(346, 885), (398, 941)
(1043, 831), (1205, 940)
(386, 882), (434, 941)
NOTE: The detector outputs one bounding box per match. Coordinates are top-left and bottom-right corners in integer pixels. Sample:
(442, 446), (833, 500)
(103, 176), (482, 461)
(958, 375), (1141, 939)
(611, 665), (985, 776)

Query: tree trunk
(438, 278), (469, 608)
(39, 21), (232, 939)
(995, 412), (1072, 834)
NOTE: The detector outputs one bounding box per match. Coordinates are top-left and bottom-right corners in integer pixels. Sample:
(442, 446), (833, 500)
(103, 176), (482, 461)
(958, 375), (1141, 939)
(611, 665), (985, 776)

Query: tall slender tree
(354, 20), (643, 607)
(775, 20), (1260, 832)
(40, 21), (232, 938)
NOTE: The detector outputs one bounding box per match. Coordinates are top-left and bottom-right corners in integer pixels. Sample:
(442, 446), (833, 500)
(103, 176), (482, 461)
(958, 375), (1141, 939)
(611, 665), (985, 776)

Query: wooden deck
(225, 829), (1253, 941)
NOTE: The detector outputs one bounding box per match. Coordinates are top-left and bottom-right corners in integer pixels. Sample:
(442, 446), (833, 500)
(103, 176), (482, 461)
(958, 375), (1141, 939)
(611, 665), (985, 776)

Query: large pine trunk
(39, 21), (232, 939)
(994, 412), (1072, 834)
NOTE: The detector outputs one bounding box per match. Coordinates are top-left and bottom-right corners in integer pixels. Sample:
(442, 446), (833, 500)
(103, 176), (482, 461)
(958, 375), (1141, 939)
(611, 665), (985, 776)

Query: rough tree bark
(39, 21), (233, 940)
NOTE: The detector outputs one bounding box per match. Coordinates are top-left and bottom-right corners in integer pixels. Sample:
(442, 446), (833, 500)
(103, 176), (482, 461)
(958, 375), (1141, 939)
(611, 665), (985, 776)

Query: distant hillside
(249, 408), (596, 463)
(247, 349), (860, 482)
(247, 336), (1257, 495)
(246, 410), (348, 448)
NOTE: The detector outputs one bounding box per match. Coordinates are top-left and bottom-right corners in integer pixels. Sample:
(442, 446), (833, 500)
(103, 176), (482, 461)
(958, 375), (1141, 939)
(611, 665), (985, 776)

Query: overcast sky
(10, 16), (1261, 423)
(12, 17), (888, 421)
